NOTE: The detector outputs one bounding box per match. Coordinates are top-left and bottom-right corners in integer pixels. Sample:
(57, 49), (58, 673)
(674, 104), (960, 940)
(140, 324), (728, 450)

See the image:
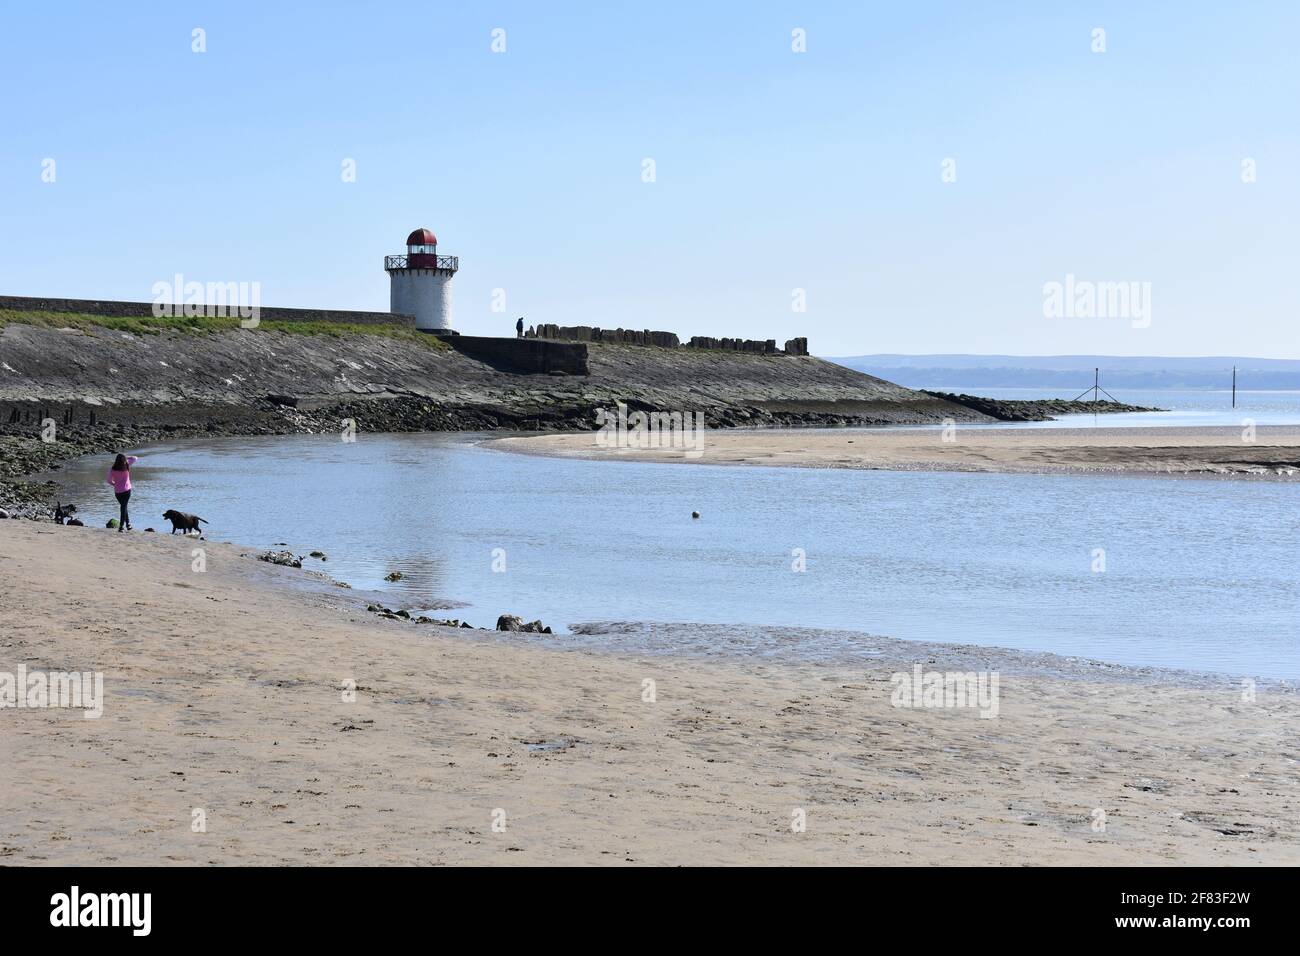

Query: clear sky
(2, 1), (1297, 357)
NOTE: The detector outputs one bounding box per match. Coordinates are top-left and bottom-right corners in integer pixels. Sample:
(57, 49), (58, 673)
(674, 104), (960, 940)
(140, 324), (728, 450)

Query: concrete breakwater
(0, 311), (988, 516)
(0, 316), (967, 424)
(444, 335), (589, 375)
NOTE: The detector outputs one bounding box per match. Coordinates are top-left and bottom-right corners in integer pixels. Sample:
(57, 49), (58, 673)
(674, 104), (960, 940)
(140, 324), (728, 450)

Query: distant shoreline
(829, 354), (1300, 391)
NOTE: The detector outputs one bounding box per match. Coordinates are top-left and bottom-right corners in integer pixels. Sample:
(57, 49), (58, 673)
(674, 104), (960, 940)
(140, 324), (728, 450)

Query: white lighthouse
(385, 227), (459, 333)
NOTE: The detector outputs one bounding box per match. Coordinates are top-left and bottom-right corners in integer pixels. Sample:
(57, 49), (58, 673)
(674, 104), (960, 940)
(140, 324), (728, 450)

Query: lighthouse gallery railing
(384, 254), (459, 271)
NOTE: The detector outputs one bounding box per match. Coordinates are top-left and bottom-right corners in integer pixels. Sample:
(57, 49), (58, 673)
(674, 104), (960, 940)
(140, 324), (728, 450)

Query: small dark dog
(53, 502), (77, 525)
(162, 509), (209, 535)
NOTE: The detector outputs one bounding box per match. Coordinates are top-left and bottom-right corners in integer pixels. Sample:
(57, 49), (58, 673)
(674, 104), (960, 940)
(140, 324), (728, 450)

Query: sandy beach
(2, 519), (1296, 865)
(489, 425), (1300, 479)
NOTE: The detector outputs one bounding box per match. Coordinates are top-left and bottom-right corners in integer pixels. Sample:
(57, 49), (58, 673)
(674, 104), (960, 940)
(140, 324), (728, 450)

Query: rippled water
(52, 431), (1299, 679)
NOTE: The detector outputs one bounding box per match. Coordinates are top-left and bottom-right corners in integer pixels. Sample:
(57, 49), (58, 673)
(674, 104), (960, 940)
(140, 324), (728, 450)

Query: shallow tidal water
(939, 386), (1300, 429)
(52, 430), (1299, 679)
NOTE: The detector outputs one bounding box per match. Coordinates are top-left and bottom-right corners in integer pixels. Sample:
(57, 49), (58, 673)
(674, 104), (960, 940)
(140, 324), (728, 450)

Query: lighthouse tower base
(390, 269), (454, 333)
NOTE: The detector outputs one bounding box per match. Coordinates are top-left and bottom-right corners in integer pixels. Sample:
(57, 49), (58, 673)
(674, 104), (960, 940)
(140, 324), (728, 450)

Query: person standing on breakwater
(516, 316), (524, 338)
(106, 453), (139, 532)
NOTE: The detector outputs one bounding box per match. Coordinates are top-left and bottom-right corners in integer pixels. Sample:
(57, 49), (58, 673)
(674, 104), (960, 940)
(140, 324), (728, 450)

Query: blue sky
(2, 1), (1297, 356)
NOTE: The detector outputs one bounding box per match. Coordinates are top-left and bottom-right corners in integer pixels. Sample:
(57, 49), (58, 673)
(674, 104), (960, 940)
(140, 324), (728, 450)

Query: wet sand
(488, 425), (1300, 479)
(2, 520), (1296, 865)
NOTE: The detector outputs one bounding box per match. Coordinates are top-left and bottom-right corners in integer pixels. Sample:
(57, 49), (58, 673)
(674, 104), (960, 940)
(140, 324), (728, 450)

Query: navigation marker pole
(1072, 367), (1120, 404)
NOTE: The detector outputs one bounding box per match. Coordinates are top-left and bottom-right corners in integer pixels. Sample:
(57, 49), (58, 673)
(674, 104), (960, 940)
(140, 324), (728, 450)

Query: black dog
(162, 509), (208, 535)
(53, 502), (77, 525)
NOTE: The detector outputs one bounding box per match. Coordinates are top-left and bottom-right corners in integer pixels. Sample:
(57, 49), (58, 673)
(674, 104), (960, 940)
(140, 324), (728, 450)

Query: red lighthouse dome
(404, 227), (439, 267)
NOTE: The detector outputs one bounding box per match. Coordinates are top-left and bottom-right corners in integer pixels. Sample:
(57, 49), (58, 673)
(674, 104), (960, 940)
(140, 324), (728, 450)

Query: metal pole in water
(1232, 365), (1237, 409)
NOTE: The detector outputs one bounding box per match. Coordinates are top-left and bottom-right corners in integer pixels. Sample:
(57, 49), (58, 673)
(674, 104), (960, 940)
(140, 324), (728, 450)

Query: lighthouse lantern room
(385, 227), (459, 333)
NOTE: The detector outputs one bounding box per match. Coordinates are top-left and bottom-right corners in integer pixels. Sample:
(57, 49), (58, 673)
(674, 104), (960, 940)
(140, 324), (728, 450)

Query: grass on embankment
(0, 309), (447, 349)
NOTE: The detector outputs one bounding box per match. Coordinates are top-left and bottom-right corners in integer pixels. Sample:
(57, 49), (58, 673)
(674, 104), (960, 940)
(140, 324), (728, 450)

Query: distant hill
(826, 355), (1300, 390)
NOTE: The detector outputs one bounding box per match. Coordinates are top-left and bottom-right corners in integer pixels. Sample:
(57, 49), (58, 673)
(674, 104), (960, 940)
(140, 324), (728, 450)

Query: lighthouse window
(409, 244), (436, 254)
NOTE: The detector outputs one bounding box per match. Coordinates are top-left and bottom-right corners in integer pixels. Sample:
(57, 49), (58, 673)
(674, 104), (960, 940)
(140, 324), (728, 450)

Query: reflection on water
(52, 431), (1300, 679)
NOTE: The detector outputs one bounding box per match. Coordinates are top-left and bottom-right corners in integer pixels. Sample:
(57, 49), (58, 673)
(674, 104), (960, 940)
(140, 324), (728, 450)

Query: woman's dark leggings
(115, 490), (130, 529)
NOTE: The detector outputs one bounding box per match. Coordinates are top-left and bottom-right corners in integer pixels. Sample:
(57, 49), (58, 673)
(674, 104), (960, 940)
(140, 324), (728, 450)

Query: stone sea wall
(527, 324), (681, 348)
(0, 295), (414, 328)
(527, 324), (809, 356)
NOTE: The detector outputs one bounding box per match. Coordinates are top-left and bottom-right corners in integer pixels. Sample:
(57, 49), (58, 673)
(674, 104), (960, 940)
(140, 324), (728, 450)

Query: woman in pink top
(106, 453), (139, 532)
